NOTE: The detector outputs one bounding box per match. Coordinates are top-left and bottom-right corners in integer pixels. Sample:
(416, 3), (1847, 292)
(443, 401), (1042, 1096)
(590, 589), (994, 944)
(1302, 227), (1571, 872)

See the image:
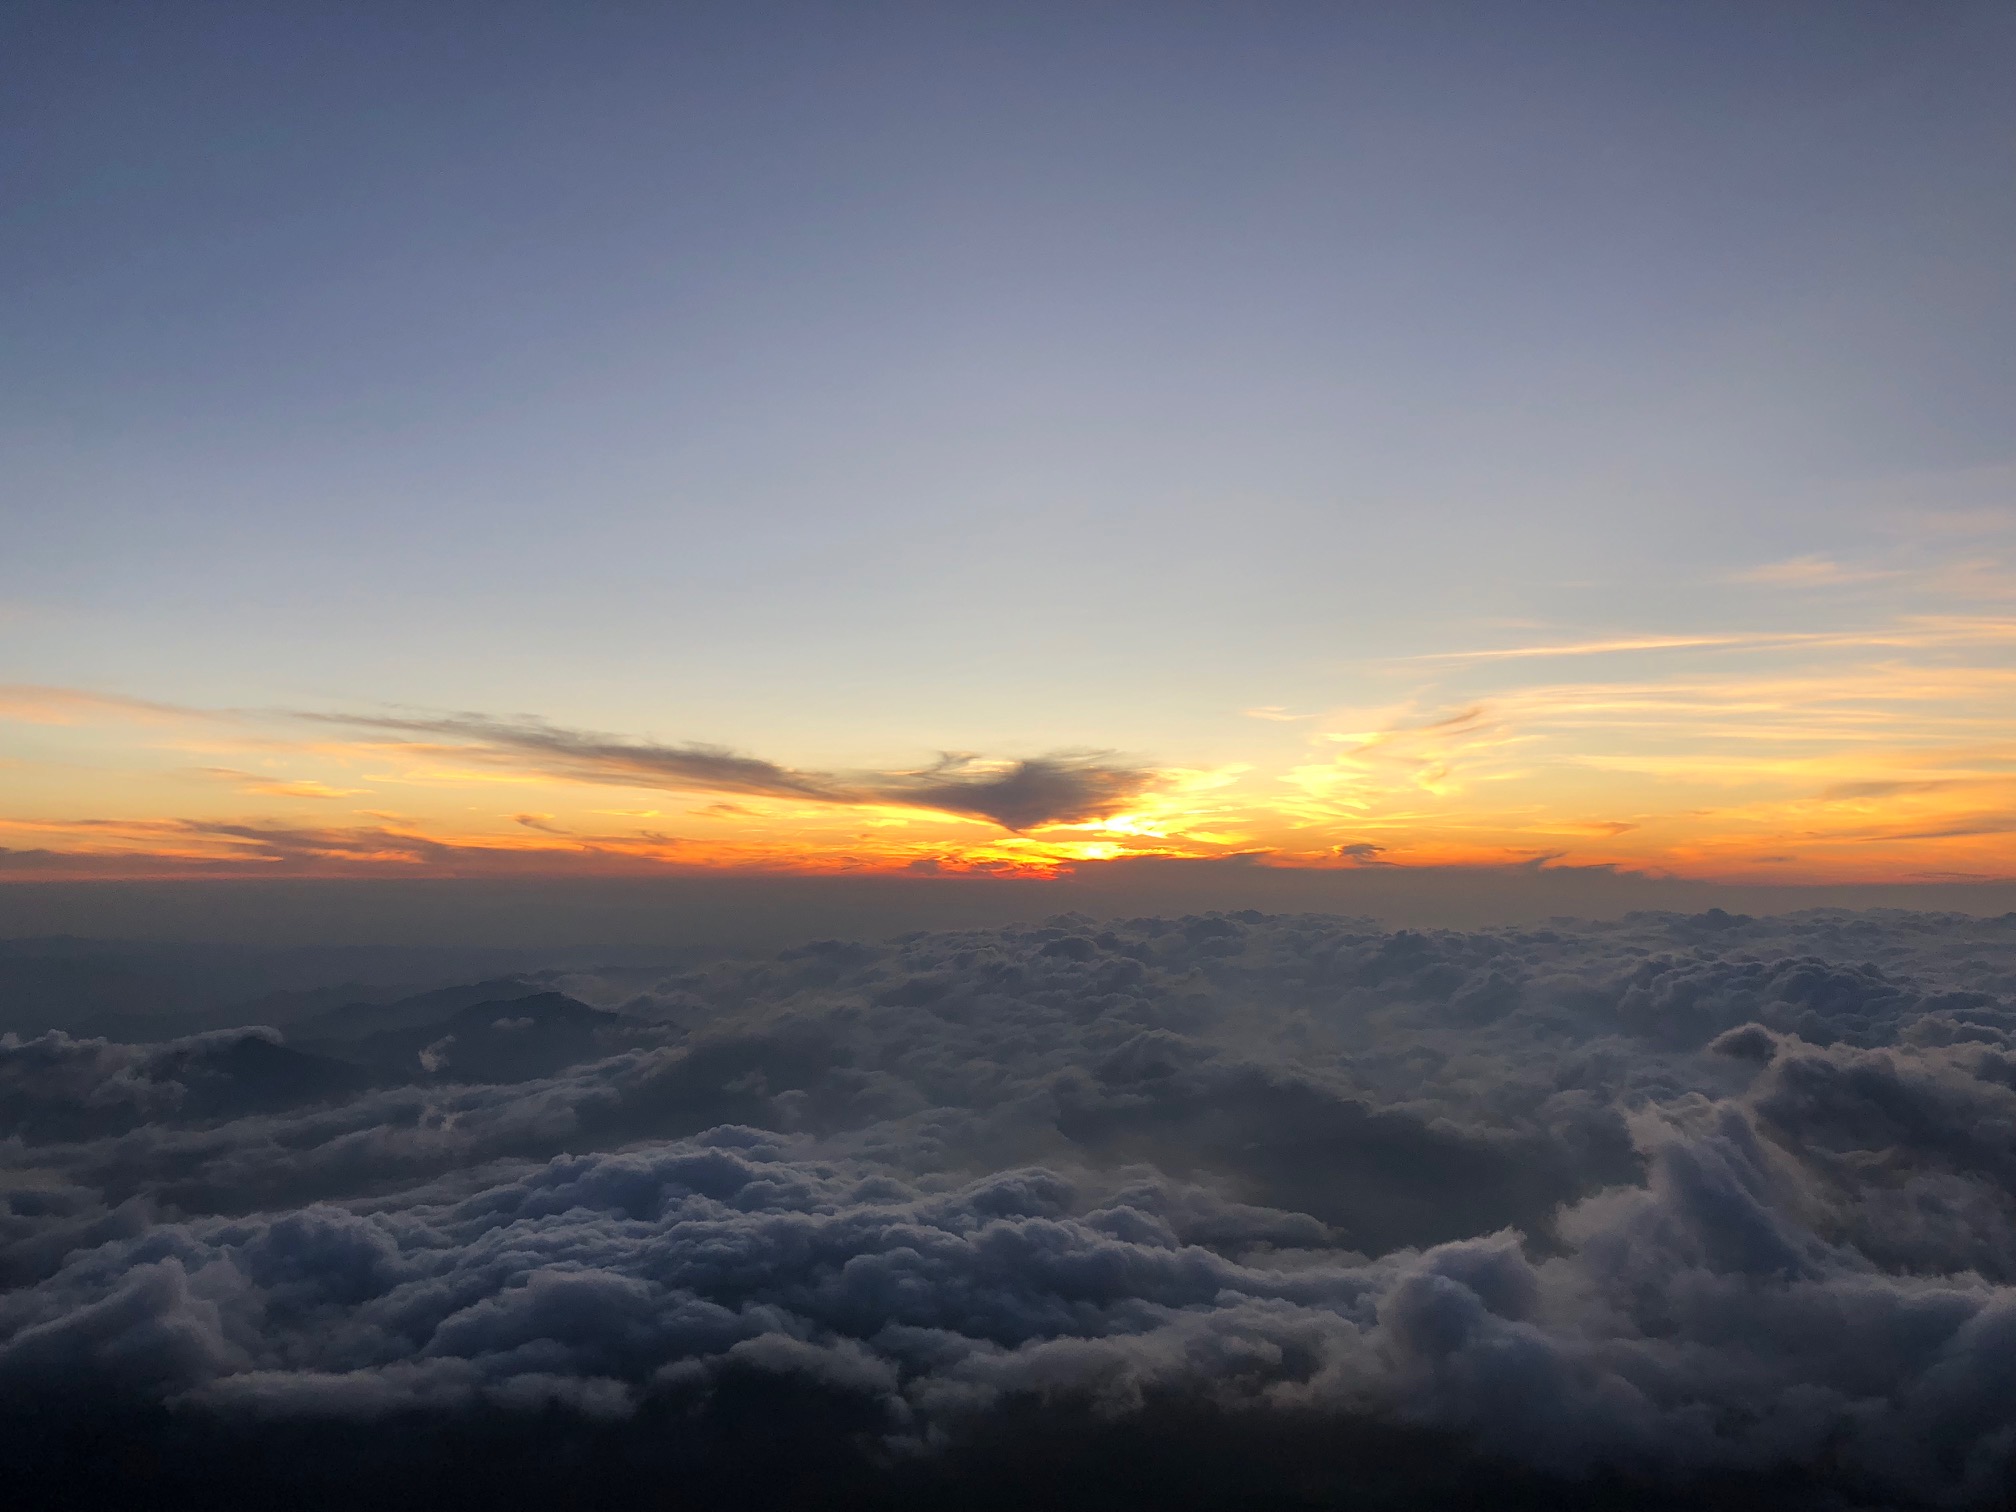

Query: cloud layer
(5, 909), (2016, 1506)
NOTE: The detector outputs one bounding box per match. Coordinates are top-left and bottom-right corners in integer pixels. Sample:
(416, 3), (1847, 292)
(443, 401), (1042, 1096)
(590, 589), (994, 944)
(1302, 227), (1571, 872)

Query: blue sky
(4, 2), (2014, 884)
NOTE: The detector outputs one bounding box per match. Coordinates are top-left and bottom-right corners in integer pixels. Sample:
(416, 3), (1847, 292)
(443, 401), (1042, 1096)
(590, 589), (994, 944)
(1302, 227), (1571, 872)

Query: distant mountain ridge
(0, 937), (707, 1040)
(302, 990), (635, 1084)
(286, 977), (552, 1043)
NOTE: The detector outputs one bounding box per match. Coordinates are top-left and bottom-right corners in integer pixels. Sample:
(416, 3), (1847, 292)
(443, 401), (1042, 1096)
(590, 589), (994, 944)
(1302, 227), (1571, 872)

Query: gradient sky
(5, 1), (2015, 887)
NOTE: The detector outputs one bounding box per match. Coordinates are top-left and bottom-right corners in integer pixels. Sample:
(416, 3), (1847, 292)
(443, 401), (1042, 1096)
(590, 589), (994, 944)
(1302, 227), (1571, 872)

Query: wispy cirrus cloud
(1255, 627), (2016, 879)
(198, 767), (366, 799)
(1727, 555), (1896, 587)
(1409, 634), (1750, 663)
(1410, 616), (2016, 664)
(0, 684), (208, 726)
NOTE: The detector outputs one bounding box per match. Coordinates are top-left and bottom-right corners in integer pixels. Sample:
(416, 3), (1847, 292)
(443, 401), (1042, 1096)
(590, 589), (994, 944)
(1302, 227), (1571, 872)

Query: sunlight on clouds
(0, 685), (202, 726)
(245, 780), (366, 799)
(198, 768), (367, 799)
(1236, 632), (2016, 879)
(1416, 616), (2016, 664)
(1, 599), (2011, 882)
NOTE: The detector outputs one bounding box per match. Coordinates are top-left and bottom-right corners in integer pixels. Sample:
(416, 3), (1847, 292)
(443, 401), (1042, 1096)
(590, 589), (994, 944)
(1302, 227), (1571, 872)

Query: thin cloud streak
(1728, 555), (1897, 587)
(0, 684), (209, 726)
(197, 767), (366, 800)
(1411, 616), (2016, 663)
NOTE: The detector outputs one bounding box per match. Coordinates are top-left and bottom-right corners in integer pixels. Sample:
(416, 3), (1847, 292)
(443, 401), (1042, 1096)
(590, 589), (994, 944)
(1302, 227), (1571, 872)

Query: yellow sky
(6, 602), (2012, 887)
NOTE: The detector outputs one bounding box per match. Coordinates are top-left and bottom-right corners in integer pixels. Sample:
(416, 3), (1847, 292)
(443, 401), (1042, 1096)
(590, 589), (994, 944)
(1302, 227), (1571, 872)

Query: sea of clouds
(4, 908), (2016, 1508)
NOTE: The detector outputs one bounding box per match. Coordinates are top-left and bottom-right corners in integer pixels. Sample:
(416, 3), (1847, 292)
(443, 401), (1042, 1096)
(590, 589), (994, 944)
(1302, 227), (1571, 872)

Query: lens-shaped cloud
(302, 711), (1157, 831)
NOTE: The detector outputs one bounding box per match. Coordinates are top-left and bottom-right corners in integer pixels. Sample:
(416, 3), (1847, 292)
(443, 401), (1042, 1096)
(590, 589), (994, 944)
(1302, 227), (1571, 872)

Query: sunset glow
(9, 588), (2012, 885)
(5, 3), (2013, 906)
(9, 11), (2016, 1508)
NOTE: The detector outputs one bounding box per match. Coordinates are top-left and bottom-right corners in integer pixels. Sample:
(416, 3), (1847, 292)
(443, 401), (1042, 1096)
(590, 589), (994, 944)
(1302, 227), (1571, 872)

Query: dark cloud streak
(301, 712), (1156, 831)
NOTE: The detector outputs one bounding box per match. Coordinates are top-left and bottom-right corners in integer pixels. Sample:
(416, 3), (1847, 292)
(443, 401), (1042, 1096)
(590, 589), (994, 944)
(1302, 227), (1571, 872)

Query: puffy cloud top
(5, 908), (2016, 1508)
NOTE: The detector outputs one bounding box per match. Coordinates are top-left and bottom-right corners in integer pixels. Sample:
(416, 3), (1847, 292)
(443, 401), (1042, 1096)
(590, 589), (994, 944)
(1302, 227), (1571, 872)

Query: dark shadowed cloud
(301, 712), (1156, 831)
(6, 910), (2016, 1507)
(886, 752), (1153, 830)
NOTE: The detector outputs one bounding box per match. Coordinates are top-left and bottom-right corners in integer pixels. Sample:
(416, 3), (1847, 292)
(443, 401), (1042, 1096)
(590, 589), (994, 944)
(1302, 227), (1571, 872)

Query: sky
(5, 1), (2016, 896)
